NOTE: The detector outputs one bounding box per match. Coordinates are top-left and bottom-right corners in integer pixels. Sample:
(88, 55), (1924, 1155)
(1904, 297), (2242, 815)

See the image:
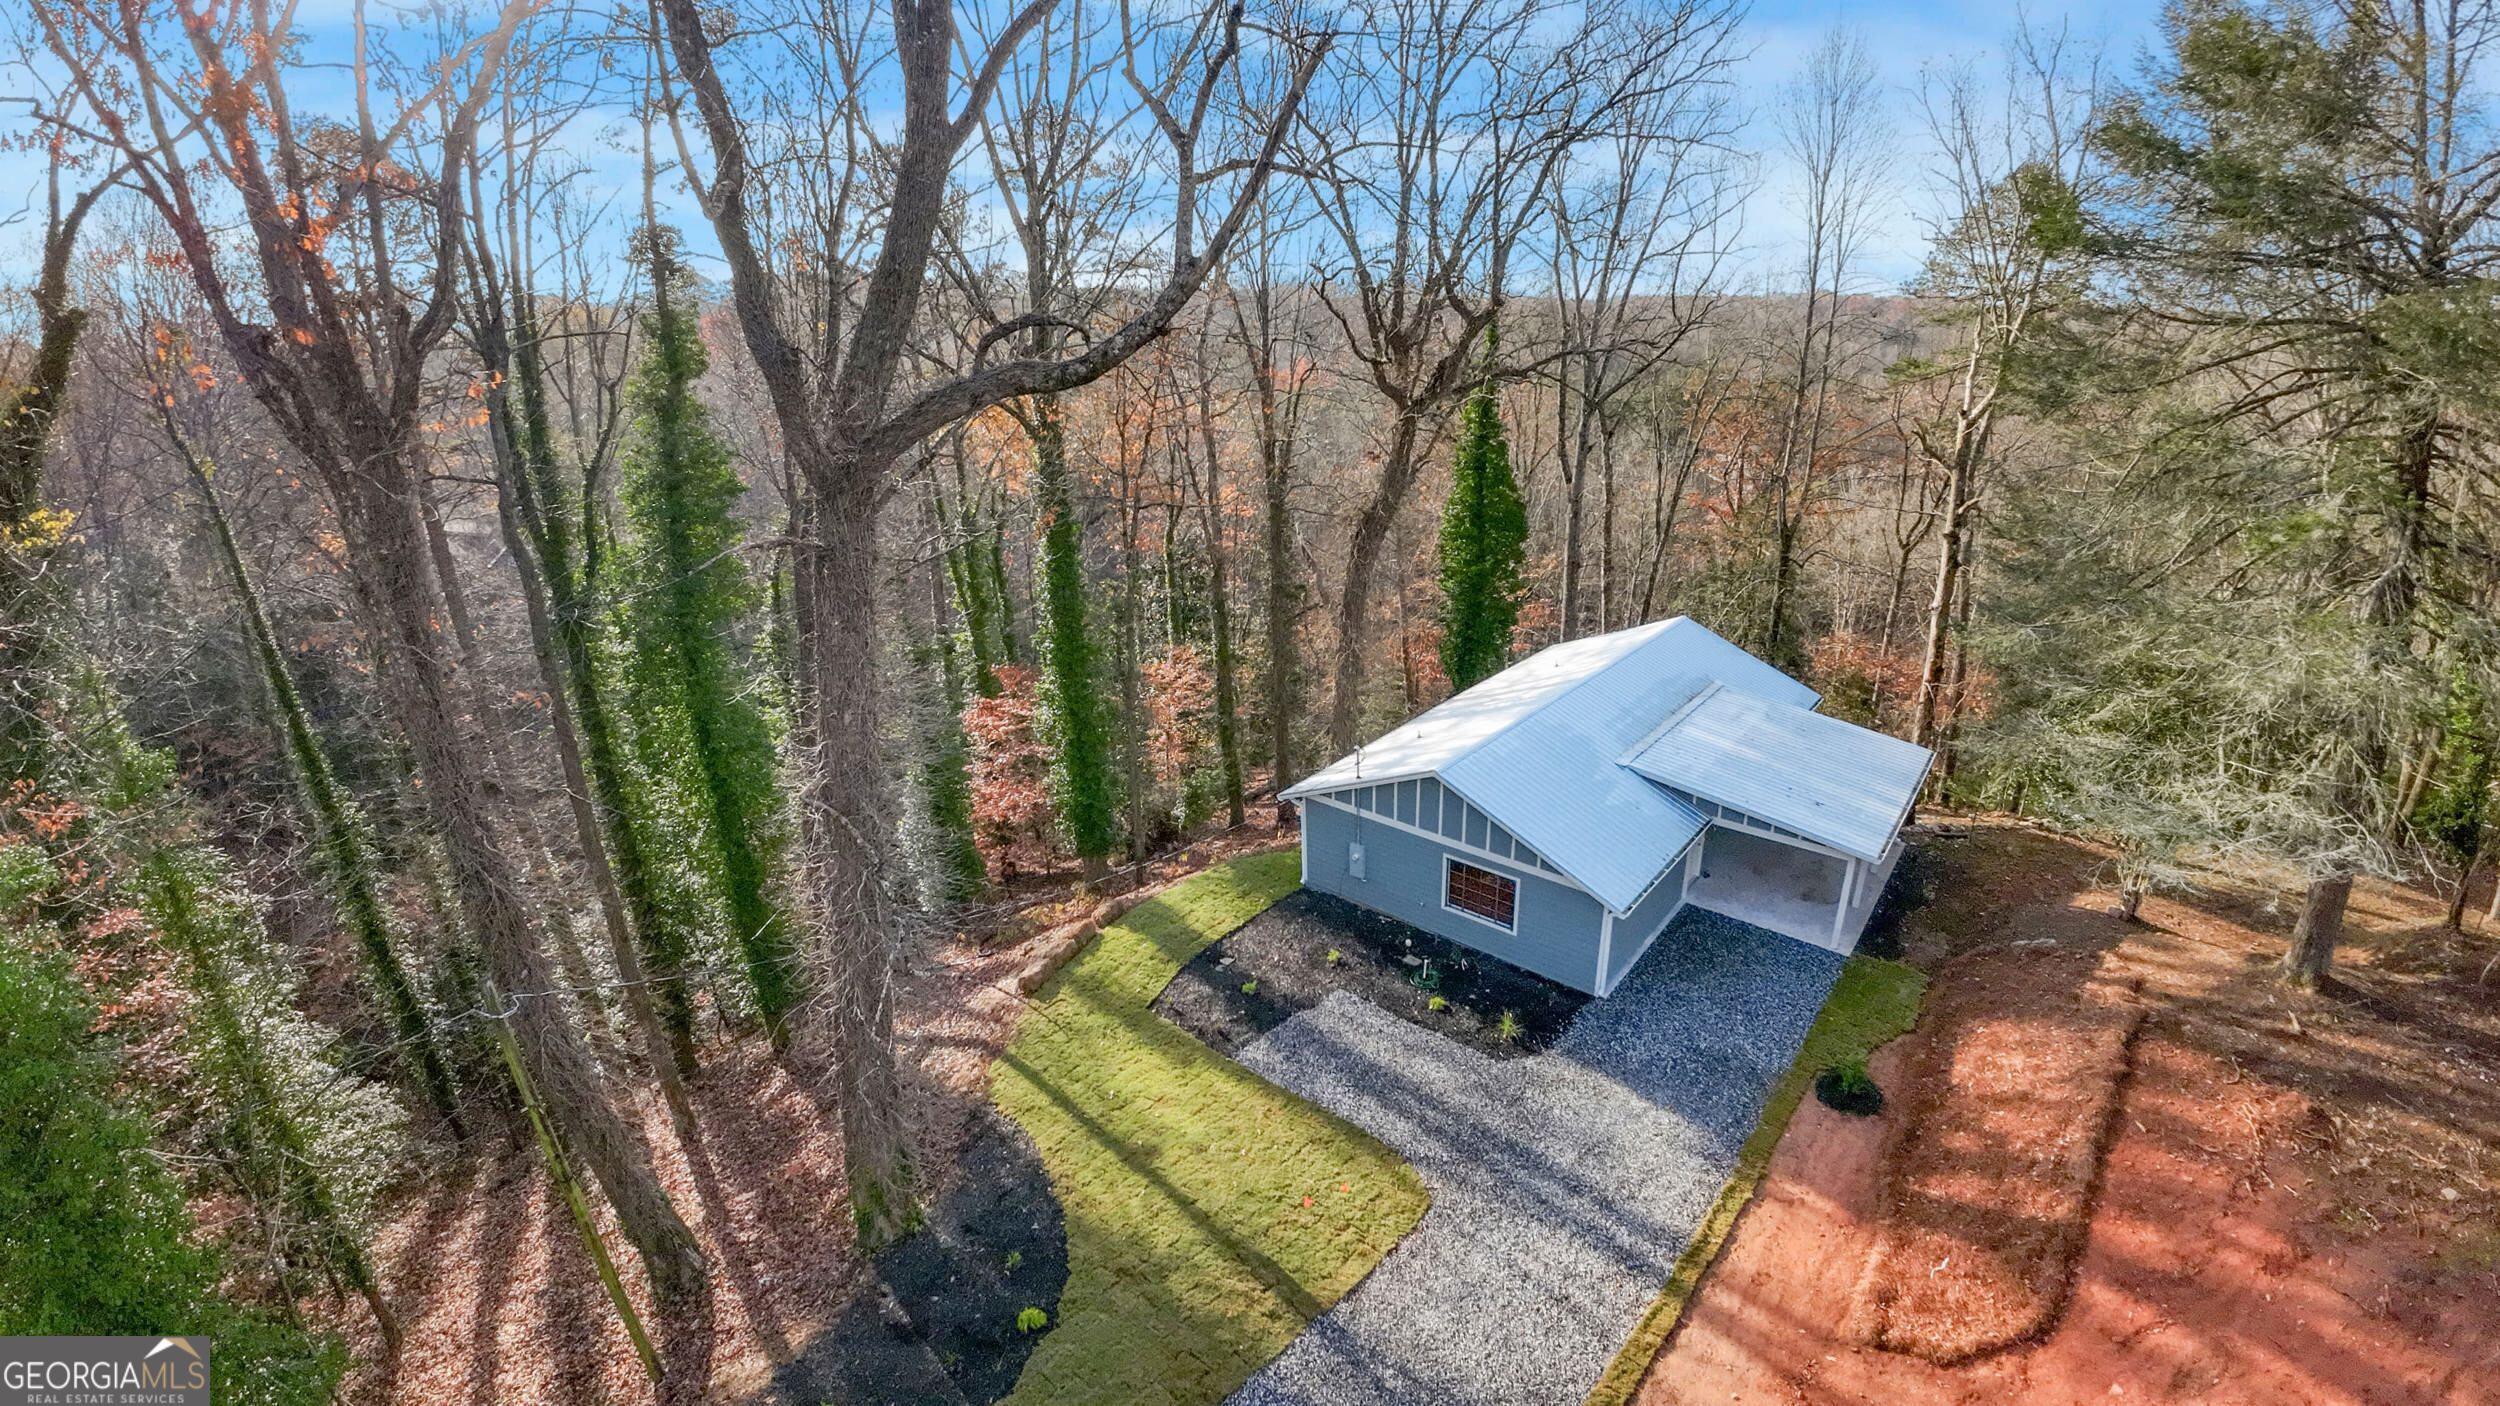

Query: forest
(0, 0), (2495, 1402)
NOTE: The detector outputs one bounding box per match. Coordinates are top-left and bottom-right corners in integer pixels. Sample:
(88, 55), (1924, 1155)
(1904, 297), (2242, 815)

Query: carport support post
(1831, 857), (1859, 946)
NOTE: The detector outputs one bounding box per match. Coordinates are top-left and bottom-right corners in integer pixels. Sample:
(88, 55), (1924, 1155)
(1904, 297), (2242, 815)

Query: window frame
(1441, 854), (1519, 933)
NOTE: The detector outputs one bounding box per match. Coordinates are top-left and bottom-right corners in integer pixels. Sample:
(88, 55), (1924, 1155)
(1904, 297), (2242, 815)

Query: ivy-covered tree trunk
(499, 306), (701, 1074)
(141, 849), (402, 1349)
(1437, 364), (1529, 693)
(1191, 375), (1246, 826)
(0, 187), (105, 795)
(185, 452), (462, 1127)
(1032, 397), (1120, 873)
(618, 243), (804, 1046)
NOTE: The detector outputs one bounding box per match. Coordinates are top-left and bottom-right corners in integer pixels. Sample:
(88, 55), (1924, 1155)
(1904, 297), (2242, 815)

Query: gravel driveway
(1226, 908), (1842, 1406)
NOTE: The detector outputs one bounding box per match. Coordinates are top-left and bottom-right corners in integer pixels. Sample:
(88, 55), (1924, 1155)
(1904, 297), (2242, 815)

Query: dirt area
(1635, 817), (2500, 1406)
(1154, 886), (1592, 1059)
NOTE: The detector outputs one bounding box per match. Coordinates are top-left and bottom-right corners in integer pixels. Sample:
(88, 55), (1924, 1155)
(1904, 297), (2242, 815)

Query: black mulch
(1152, 887), (1591, 1060)
(769, 1108), (1066, 1406)
(1853, 840), (1943, 960)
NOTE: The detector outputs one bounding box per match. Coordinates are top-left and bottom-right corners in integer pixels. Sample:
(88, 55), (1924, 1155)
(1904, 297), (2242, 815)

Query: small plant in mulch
(1426, 995), (1449, 1014)
(1003, 1250), (1022, 1271)
(1240, 980), (1258, 995)
(1815, 1055), (1884, 1116)
(1016, 1307), (1049, 1334)
(1494, 1009), (1522, 1043)
(1325, 948), (1343, 965)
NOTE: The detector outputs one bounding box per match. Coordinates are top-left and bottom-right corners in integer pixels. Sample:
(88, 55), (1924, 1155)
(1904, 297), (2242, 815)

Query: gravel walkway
(1226, 908), (1842, 1406)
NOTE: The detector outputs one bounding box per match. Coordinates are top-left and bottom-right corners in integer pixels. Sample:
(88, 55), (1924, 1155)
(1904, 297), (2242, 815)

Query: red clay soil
(1636, 820), (2500, 1406)
(1850, 931), (2144, 1363)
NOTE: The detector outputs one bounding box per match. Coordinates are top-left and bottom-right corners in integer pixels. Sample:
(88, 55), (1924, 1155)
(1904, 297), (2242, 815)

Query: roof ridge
(1616, 677), (1721, 766)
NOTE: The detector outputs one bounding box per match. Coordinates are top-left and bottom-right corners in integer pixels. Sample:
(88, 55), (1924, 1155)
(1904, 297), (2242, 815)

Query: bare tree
(655, 0), (1323, 1244)
(1905, 26), (2101, 755)
(1756, 27), (1892, 666)
(1304, 0), (1733, 748)
(1539, 15), (1741, 638)
(31, 0), (710, 1313)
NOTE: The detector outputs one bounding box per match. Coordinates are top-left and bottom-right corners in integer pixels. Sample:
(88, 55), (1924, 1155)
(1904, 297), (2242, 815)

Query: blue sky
(0, 0), (2172, 297)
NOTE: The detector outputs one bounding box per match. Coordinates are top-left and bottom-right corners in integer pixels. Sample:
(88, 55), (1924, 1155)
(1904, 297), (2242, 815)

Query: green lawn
(992, 850), (1430, 1406)
(1584, 953), (1928, 1406)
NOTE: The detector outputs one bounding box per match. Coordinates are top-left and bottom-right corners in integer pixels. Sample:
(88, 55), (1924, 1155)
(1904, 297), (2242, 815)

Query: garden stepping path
(1226, 907), (1842, 1406)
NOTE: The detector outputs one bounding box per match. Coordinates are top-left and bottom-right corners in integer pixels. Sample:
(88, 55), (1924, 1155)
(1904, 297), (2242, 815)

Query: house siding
(1601, 842), (1694, 992)
(1302, 797), (1609, 993)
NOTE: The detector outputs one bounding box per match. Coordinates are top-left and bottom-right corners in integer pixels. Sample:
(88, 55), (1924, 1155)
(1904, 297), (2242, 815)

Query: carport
(1684, 822), (1903, 953)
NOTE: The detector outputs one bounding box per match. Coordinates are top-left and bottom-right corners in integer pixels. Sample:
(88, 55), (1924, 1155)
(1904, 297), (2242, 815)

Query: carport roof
(1621, 684), (1934, 863)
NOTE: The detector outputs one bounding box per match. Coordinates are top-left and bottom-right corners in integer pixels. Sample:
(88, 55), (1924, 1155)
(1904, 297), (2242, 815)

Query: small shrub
(1240, 979), (1258, 995)
(1003, 1249), (1023, 1272)
(1426, 995), (1448, 1013)
(1016, 1306), (1049, 1334)
(1814, 1055), (1884, 1116)
(1325, 948), (1342, 965)
(1494, 1009), (1522, 1043)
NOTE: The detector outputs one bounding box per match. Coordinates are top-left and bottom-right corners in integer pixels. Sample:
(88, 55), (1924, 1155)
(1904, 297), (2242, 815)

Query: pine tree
(616, 232), (804, 1045)
(1032, 397), (1121, 870)
(1437, 349), (1529, 693)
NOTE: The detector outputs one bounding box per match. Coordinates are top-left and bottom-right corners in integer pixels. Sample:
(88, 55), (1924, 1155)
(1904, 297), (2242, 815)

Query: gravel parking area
(1226, 907), (1842, 1406)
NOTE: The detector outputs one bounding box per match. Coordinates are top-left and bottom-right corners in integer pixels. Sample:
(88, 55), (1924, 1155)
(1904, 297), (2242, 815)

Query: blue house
(1280, 618), (1934, 996)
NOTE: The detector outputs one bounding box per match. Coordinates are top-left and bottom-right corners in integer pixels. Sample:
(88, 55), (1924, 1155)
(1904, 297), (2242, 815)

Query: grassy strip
(1583, 954), (1927, 1406)
(994, 851), (1430, 1406)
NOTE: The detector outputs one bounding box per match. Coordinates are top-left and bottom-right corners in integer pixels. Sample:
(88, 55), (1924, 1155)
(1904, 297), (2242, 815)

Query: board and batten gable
(1299, 777), (1689, 995)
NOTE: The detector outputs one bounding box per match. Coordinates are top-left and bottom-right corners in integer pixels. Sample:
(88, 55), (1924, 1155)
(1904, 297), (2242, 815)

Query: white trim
(1300, 832), (1311, 885)
(1441, 854), (1519, 934)
(1281, 765), (1439, 802)
(1705, 808), (1860, 862)
(1302, 792), (1591, 898)
(1595, 909), (1615, 990)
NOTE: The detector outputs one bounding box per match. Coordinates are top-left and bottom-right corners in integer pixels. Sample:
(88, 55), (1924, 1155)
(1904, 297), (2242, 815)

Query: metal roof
(1284, 617), (1881, 914)
(1621, 686), (1933, 863)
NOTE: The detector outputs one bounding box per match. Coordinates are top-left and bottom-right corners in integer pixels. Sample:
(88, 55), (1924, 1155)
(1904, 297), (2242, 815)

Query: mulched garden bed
(1153, 888), (1590, 1059)
(770, 1107), (1067, 1406)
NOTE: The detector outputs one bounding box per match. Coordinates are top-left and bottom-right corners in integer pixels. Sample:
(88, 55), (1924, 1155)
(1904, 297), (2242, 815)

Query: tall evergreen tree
(2099, 0), (2500, 983)
(616, 232), (804, 1045)
(1438, 346), (1530, 693)
(1032, 398), (1121, 871)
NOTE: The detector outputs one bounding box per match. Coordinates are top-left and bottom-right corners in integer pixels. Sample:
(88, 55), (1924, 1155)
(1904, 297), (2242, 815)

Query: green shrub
(1494, 1009), (1522, 1043)
(1426, 995), (1448, 1013)
(1814, 1055), (1883, 1116)
(1240, 979), (1258, 995)
(1016, 1306), (1050, 1334)
(1325, 948), (1342, 965)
